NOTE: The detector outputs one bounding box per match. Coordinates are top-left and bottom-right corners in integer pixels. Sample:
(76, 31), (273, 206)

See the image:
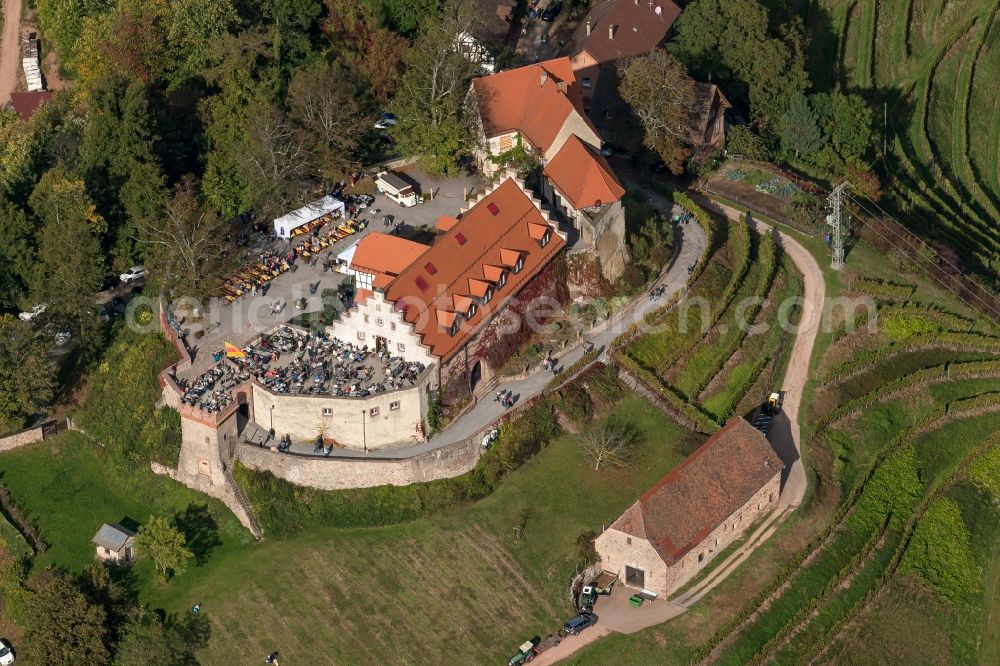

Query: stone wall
(251, 370), (431, 450)
(237, 434), (482, 490)
(595, 471), (782, 598)
(0, 424), (46, 452)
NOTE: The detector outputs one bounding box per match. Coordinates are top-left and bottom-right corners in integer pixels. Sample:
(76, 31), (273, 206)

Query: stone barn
(595, 417), (783, 598)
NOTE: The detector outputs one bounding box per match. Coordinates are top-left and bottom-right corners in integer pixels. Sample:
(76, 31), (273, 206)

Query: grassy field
(0, 396), (703, 664)
(821, 0), (1000, 279)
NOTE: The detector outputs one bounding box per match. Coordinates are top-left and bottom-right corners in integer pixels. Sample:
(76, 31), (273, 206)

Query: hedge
(815, 359), (1000, 434)
(690, 231), (778, 401)
(848, 277), (915, 303)
(612, 349), (720, 434)
(823, 331), (1000, 384)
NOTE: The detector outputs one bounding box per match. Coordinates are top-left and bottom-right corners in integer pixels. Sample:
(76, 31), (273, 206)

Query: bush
(74, 329), (180, 468)
(553, 384), (593, 424)
(577, 362), (623, 404)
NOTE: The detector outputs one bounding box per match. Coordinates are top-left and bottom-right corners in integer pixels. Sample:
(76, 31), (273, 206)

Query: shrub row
(745, 521), (890, 666)
(612, 350), (719, 434)
(235, 398), (561, 535)
(691, 232), (778, 401)
(823, 331), (1000, 384)
(848, 277), (915, 303)
(710, 355), (771, 422)
(880, 304), (974, 332)
(946, 390), (1000, 414)
(575, 362), (624, 404)
(816, 358), (1000, 434)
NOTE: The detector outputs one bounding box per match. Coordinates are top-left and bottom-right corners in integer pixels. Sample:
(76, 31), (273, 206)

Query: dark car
(541, 1), (562, 21)
(562, 611), (597, 635)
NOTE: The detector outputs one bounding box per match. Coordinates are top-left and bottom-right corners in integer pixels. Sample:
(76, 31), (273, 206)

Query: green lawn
(0, 434), (250, 573)
(0, 397), (702, 664)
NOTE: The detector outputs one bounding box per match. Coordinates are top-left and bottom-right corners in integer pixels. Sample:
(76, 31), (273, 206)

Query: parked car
(18, 303), (46, 321)
(562, 611), (597, 636)
(119, 265), (147, 284)
(541, 1), (562, 21)
(0, 639), (14, 665)
(374, 113), (397, 129)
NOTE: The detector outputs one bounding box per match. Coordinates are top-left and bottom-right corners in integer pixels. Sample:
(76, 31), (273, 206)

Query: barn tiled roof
(610, 417), (782, 565)
(573, 0), (681, 65)
(385, 178), (564, 361)
(543, 135), (624, 210)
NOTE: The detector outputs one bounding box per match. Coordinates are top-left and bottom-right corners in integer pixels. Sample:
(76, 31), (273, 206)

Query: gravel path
(0, 0), (23, 106)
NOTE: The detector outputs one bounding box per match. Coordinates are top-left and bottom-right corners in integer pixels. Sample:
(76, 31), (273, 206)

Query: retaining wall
(237, 435), (482, 490)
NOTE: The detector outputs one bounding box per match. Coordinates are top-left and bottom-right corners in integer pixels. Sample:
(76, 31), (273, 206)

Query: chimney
(608, 24), (615, 39)
(586, 18), (592, 36)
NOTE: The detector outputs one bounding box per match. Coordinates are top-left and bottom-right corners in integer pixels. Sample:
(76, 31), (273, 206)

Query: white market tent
(273, 195), (346, 240)
(336, 239), (359, 273)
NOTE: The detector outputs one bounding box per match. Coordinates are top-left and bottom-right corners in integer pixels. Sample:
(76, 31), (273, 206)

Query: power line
(840, 191), (1000, 328)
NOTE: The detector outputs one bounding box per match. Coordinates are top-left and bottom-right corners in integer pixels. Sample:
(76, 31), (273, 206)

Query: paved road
(0, 0), (23, 105)
(275, 192), (707, 459)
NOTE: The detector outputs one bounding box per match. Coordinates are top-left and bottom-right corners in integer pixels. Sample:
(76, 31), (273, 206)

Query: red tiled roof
(574, 0), (681, 65)
(610, 417), (782, 565)
(472, 57), (591, 152)
(9, 91), (54, 121)
(350, 233), (429, 284)
(543, 135), (625, 210)
(437, 215), (460, 231)
(385, 179), (565, 361)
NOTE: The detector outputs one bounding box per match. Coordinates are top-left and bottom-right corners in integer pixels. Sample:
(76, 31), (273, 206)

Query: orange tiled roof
(385, 178), (565, 361)
(543, 135), (625, 210)
(436, 215), (460, 231)
(472, 57), (592, 153)
(350, 233), (429, 282)
(610, 417), (782, 566)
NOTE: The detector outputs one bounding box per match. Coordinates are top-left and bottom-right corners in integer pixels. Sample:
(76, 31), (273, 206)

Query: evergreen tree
(779, 93), (826, 158)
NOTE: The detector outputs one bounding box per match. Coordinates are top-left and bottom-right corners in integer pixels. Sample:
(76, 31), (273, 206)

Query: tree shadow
(172, 504), (221, 566)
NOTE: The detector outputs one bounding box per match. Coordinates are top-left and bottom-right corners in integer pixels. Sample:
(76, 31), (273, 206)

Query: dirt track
(0, 0), (23, 105)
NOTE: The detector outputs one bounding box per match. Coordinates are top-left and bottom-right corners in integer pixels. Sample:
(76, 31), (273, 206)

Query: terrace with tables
(232, 326), (426, 398)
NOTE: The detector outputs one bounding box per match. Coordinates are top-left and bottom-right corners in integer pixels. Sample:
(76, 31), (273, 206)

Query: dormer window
(483, 286), (494, 304)
(513, 256), (525, 273)
(497, 271), (507, 288)
(449, 320), (459, 336)
(539, 230), (551, 247)
(466, 303), (477, 319)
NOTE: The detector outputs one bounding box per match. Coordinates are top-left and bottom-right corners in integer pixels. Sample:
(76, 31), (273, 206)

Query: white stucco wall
(250, 372), (431, 450)
(327, 291), (435, 367)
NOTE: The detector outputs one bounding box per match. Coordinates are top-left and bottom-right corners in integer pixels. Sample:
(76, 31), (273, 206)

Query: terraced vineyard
(826, 0), (1000, 280)
(692, 274), (1000, 665)
(613, 196), (802, 431)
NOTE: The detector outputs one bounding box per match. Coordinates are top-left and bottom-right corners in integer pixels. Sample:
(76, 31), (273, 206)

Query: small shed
(92, 523), (136, 564)
(273, 195), (346, 240)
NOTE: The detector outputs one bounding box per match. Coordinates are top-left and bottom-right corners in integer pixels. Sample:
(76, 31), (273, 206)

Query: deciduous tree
(324, 0), (409, 102)
(135, 175), (230, 297)
(390, 0), (481, 175)
(23, 570), (110, 666)
(0, 201), (36, 311)
(579, 416), (639, 471)
(0, 315), (55, 431)
(288, 60), (367, 183)
(618, 49), (697, 173)
(134, 515), (194, 583)
(28, 167), (105, 351)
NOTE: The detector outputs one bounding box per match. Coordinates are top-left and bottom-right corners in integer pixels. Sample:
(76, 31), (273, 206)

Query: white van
(375, 171), (419, 207)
